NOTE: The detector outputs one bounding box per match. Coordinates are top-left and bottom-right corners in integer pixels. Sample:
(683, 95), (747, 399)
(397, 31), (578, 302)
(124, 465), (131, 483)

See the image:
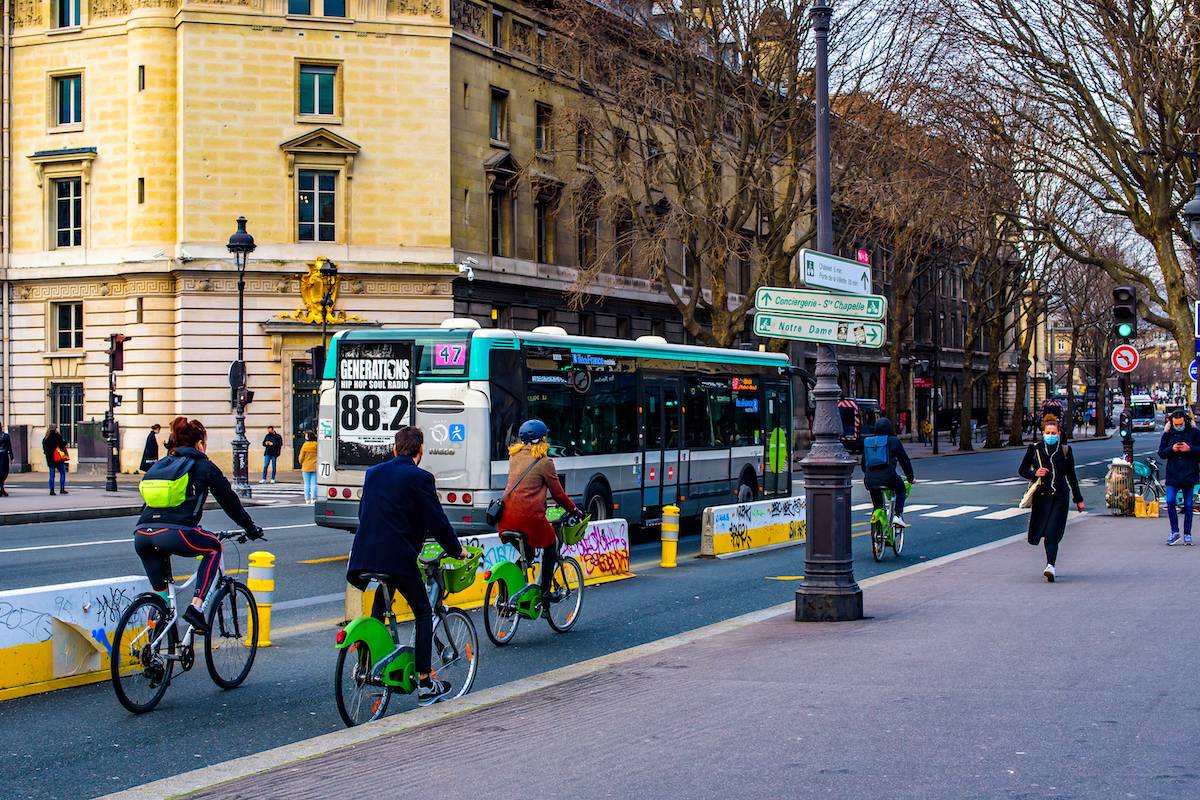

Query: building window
(137, 177), (145, 204)
(535, 103), (552, 155)
(298, 64), (338, 117)
(138, 65), (145, 91)
(55, 0), (79, 28)
(55, 302), (84, 350)
(51, 383), (84, 448)
(288, 0), (310, 11)
(298, 170), (336, 242)
(616, 316), (631, 339)
(492, 10), (505, 47)
(53, 177), (82, 248)
(490, 187), (513, 257)
(53, 74), (82, 128)
(324, 0), (345, 16)
(577, 216), (597, 268)
(615, 211), (634, 268)
(535, 196), (555, 263)
(489, 87), (508, 143)
(576, 124), (592, 165)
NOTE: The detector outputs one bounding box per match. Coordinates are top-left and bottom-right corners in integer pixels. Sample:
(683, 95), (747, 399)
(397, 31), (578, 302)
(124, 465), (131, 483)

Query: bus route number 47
(339, 392), (411, 432)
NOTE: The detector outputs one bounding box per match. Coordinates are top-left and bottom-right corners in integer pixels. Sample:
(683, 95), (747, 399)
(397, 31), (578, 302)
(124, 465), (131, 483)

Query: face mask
(1043, 434), (1059, 446)
(1174, 422), (1186, 431)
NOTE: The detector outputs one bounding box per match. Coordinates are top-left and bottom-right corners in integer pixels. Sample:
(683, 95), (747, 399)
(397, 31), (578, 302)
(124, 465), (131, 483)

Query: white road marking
(956, 480), (995, 485)
(851, 503), (874, 511)
(901, 504), (938, 513)
(0, 522), (317, 554)
(975, 507), (1032, 520)
(919, 480), (962, 485)
(921, 505), (988, 518)
(992, 480), (1027, 487)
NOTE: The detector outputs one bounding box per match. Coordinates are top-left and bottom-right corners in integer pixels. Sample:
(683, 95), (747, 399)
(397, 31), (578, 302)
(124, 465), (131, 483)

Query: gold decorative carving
(91, 0), (131, 17)
(451, 0), (484, 37)
(13, 0), (41, 27)
(390, 0), (442, 16)
(275, 257), (364, 324)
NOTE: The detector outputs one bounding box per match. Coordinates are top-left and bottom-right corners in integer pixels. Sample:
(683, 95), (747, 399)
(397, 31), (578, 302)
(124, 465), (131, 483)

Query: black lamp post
(226, 216), (256, 499)
(795, 0), (862, 623)
(932, 304), (944, 454)
(1182, 176), (1200, 417)
(319, 257), (338, 362)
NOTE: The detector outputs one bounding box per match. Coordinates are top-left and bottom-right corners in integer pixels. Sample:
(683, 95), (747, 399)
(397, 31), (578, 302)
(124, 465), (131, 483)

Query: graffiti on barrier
(0, 602), (53, 643)
(563, 520), (630, 577)
(703, 495), (806, 555)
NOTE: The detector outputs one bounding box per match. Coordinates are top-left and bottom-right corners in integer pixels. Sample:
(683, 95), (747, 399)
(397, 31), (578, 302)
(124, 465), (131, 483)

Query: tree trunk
(1008, 320), (1035, 446)
(1064, 327), (1080, 442)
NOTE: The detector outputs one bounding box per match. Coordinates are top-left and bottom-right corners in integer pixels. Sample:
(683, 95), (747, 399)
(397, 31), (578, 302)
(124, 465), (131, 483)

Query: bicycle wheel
(204, 580), (259, 689)
(483, 580), (520, 646)
(432, 608), (479, 699)
(870, 520), (885, 561)
(111, 595), (176, 714)
(546, 557), (584, 633)
(892, 522), (905, 556)
(335, 641), (391, 726)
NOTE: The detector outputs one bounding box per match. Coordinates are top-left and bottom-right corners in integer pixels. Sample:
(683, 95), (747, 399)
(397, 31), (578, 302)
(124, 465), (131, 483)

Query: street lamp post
(226, 217), (256, 499)
(1181, 175), (1200, 417)
(932, 305), (944, 454)
(319, 257), (338, 363)
(795, 0), (862, 623)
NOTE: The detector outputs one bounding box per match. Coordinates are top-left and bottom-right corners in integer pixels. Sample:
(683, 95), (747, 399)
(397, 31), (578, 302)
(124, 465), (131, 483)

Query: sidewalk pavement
(110, 511), (1198, 800)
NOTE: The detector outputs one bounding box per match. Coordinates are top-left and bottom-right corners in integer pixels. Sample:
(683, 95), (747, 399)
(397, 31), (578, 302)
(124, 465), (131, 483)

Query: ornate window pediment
(29, 146), (96, 187)
(281, 128), (361, 177)
(484, 150), (521, 191)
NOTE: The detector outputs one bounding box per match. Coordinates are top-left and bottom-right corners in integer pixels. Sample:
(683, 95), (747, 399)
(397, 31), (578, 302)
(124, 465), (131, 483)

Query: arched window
(868, 373), (880, 401)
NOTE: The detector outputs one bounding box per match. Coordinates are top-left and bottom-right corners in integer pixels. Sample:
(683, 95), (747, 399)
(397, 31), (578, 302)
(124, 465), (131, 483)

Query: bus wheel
(584, 483), (612, 521)
(737, 477), (757, 504)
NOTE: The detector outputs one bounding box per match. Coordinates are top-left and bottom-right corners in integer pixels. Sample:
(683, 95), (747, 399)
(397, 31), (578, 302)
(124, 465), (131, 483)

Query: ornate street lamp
(226, 216), (256, 499)
(319, 257), (338, 365)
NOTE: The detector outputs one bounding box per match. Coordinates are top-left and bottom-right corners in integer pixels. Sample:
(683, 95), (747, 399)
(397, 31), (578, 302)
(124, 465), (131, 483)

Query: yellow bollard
(661, 505), (680, 568)
(247, 551), (275, 647)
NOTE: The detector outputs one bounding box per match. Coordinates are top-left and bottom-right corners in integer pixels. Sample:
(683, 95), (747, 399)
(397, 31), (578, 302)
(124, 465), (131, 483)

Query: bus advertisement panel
(335, 340), (414, 467)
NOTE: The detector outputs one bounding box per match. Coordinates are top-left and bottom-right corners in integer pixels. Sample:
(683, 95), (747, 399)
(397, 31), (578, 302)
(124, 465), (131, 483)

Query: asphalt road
(0, 432), (1156, 800)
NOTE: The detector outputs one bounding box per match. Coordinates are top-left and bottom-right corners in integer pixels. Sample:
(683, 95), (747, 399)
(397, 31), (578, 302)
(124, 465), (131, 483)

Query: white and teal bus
(315, 319), (793, 533)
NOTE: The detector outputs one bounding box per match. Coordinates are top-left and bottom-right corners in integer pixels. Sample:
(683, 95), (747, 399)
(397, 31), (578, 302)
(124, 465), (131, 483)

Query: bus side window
(489, 349), (526, 460)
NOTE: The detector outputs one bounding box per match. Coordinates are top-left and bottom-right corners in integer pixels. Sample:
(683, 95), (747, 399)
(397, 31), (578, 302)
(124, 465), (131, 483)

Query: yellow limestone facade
(3, 0), (458, 471)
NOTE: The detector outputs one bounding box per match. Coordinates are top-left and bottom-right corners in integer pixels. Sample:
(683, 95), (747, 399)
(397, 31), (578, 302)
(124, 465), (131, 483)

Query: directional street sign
(1111, 344), (1139, 374)
(754, 312), (886, 348)
(755, 287), (887, 321)
(1190, 360), (1198, 382)
(799, 249), (873, 296)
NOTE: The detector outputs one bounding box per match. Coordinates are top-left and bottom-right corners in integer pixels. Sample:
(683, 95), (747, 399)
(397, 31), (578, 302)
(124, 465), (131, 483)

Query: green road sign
(755, 287), (887, 321)
(799, 249), (873, 295)
(754, 312), (886, 348)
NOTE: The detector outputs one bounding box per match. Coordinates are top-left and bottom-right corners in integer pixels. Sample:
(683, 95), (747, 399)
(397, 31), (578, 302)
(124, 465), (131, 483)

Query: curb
(98, 525), (1052, 800)
(0, 499), (274, 527)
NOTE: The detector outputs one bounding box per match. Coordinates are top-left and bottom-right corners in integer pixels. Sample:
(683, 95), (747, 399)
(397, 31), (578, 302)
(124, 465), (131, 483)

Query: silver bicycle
(110, 530), (261, 714)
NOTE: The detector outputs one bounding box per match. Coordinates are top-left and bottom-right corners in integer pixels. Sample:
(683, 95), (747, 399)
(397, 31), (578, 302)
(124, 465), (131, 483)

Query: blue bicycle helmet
(518, 419), (550, 444)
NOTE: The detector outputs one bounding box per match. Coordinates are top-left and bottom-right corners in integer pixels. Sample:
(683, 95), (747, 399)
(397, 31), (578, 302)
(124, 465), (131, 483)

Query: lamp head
(226, 216), (256, 271)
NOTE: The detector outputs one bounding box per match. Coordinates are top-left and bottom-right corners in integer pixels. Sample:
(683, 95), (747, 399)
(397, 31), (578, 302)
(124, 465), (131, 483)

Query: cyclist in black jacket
(133, 416), (262, 632)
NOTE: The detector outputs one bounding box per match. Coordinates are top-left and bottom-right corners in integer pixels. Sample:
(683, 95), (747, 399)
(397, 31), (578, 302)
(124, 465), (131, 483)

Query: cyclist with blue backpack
(861, 417), (915, 528)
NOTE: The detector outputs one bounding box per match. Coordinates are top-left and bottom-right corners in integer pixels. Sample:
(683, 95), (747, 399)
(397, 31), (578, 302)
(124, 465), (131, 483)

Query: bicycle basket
(425, 544), (482, 594)
(1133, 460), (1153, 480)
(561, 513), (592, 546)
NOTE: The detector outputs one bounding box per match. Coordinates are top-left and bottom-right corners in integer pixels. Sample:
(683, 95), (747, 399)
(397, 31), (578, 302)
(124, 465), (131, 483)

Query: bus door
(643, 378), (683, 518)
(763, 383), (791, 497)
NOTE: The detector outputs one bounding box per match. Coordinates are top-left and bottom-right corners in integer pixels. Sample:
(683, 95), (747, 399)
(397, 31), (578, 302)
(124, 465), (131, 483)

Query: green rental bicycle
(869, 483), (910, 562)
(482, 508), (589, 647)
(334, 543), (482, 727)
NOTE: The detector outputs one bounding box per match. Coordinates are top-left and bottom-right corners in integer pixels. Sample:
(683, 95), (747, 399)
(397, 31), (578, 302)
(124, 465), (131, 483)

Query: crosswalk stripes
(992, 480), (1027, 487)
(975, 507), (1032, 520)
(900, 504), (938, 513)
(846, 500), (1086, 522)
(851, 503), (874, 511)
(919, 480), (963, 485)
(920, 505), (988, 518)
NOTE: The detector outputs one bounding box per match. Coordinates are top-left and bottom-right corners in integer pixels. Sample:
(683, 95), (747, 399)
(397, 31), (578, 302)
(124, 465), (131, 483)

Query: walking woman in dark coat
(1018, 416), (1084, 582)
(1156, 408), (1200, 545)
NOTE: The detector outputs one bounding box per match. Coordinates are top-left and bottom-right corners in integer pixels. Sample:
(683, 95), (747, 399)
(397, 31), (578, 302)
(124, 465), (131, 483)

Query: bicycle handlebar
(217, 530), (266, 544)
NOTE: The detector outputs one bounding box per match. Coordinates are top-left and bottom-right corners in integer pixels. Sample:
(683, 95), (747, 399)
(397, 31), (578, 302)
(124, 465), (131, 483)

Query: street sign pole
(795, 0), (862, 624)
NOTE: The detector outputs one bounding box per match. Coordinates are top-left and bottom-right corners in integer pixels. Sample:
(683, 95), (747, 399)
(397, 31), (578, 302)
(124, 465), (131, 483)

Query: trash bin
(1105, 459), (1134, 517)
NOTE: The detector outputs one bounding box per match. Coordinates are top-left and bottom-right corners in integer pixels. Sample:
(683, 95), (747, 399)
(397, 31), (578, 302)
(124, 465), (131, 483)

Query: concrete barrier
(345, 519), (634, 621)
(701, 496), (806, 558)
(0, 576), (151, 700)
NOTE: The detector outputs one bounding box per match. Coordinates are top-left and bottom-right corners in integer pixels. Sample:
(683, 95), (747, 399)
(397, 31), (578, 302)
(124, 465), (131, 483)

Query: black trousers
(371, 573), (434, 675)
(134, 526), (222, 600)
(0, 456), (8, 491)
(520, 539), (560, 594)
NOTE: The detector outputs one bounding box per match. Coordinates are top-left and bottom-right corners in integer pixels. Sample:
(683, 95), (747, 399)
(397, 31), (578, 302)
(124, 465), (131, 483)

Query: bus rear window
(420, 338), (470, 377)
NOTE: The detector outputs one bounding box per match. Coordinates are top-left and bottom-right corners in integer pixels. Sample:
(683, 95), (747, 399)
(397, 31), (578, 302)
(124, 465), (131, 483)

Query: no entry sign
(1111, 344), (1139, 374)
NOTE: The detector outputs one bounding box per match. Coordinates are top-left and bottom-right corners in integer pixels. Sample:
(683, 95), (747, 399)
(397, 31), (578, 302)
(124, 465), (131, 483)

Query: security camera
(457, 257), (477, 282)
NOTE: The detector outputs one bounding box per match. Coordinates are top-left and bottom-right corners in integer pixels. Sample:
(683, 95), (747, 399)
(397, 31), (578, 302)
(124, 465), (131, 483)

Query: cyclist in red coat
(497, 420), (580, 606)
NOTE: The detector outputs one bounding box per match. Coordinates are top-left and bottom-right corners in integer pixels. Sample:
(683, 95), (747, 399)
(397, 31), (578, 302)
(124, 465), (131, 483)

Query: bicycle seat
(498, 530), (527, 546)
(357, 572), (394, 584)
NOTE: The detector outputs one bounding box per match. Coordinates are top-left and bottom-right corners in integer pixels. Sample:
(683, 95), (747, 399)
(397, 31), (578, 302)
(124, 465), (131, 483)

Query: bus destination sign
(336, 340), (414, 467)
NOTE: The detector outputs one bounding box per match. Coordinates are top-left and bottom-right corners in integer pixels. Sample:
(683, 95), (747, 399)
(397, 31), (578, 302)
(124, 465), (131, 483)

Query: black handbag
(486, 457), (542, 526)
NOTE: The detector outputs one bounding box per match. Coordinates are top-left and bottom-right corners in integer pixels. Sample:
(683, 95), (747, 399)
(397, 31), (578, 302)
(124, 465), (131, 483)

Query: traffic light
(107, 333), (131, 371)
(1119, 408), (1133, 441)
(1112, 286), (1137, 342)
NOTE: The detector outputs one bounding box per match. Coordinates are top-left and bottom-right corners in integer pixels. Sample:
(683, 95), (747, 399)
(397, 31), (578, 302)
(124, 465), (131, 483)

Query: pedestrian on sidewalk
(862, 417), (915, 528)
(140, 424), (161, 472)
(260, 426), (283, 484)
(42, 425), (68, 496)
(1156, 408), (1200, 546)
(0, 422), (11, 497)
(299, 430), (318, 504)
(1019, 417), (1084, 582)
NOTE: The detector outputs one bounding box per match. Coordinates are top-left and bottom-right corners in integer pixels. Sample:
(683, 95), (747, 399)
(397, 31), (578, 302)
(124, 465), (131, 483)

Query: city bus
(315, 319), (793, 533)
(1129, 393), (1157, 432)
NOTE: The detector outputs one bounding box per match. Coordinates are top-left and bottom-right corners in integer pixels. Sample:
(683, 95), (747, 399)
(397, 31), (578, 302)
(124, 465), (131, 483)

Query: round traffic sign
(1190, 360), (1198, 381)
(1111, 344), (1139, 374)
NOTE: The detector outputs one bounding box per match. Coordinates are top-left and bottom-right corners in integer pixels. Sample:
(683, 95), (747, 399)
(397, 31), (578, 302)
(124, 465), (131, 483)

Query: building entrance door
(291, 360), (320, 468)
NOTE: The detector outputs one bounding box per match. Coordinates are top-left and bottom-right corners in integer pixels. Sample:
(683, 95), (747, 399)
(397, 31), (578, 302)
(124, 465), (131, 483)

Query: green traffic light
(1117, 322), (1133, 338)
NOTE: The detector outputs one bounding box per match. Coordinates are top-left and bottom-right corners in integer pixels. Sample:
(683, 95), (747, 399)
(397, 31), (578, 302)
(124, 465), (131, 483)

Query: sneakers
(417, 677), (453, 706)
(893, 515), (908, 528)
(1043, 563), (1056, 582)
(1186, 534), (1194, 546)
(59, 489), (67, 495)
(1168, 532), (1183, 546)
(258, 479), (267, 484)
(182, 604), (208, 633)
(270, 479), (277, 484)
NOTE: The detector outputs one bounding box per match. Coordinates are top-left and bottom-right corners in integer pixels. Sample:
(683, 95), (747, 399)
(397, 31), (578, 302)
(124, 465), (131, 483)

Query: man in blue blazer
(348, 425), (466, 705)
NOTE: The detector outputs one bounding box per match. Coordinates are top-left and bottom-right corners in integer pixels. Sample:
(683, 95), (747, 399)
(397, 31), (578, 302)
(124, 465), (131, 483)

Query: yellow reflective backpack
(139, 454), (195, 508)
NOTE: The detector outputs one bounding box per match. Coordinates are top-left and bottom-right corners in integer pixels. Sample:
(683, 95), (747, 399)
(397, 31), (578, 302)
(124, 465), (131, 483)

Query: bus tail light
(463, 493), (472, 504)
(447, 492), (457, 503)
(328, 488), (337, 498)
(462, 516), (473, 523)
(342, 488), (352, 499)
